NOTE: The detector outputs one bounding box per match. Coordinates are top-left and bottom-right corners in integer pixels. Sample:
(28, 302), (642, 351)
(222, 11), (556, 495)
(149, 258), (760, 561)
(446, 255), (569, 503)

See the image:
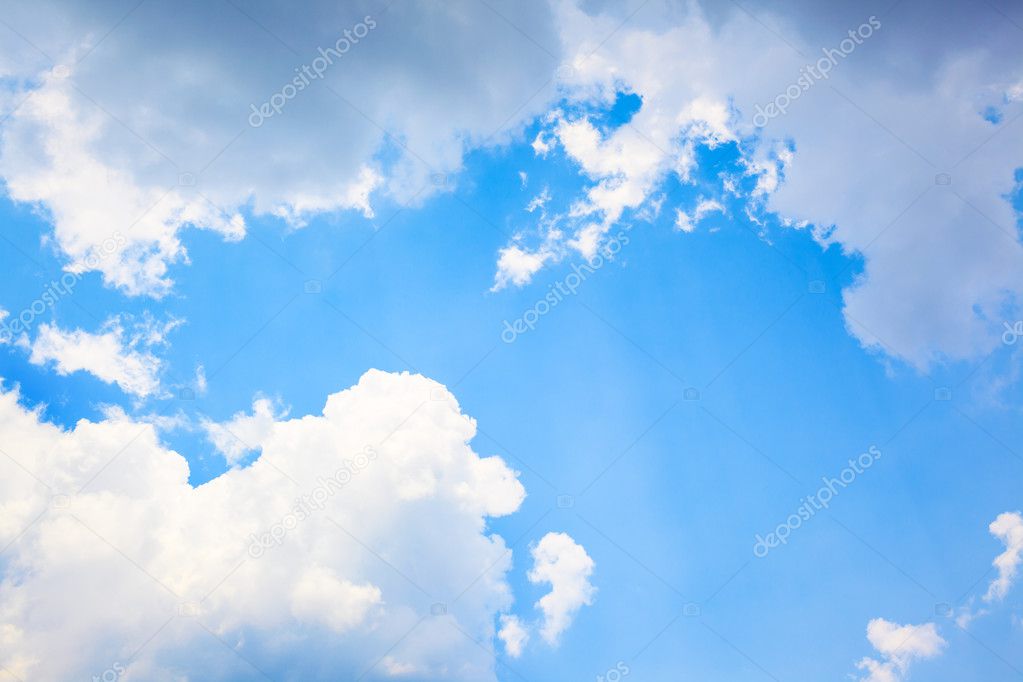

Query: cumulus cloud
(6, 1), (1017, 369)
(0, 0), (561, 296)
(492, 245), (554, 291)
(856, 618), (946, 682)
(24, 316), (175, 398)
(499, 0), (1023, 369)
(528, 531), (596, 645)
(203, 396), (287, 466)
(0, 369), (543, 680)
(497, 614), (529, 658)
(0, 79), (246, 297)
(984, 511), (1023, 603)
(288, 564), (382, 633)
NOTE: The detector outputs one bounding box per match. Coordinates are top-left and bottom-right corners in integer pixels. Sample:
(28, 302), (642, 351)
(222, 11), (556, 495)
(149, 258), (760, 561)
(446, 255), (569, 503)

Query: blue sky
(1, 1), (1023, 681)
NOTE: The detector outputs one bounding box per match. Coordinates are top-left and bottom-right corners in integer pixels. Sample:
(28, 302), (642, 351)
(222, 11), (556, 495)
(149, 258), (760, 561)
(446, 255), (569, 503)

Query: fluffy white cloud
(497, 614), (529, 658)
(499, 0), (1023, 369)
(0, 0), (562, 296)
(24, 316), (174, 398)
(0, 369), (545, 680)
(0, 80), (246, 297)
(528, 531), (596, 645)
(856, 618), (946, 682)
(289, 564), (382, 633)
(984, 511), (1023, 603)
(203, 397), (286, 466)
(493, 96), (713, 287)
(492, 245), (553, 291)
(6, 1), (1018, 369)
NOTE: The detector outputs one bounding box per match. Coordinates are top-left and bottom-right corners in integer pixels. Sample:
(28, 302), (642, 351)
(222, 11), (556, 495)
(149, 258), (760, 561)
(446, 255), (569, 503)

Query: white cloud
(203, 397), (286, 466)
(531, 131), (554, 157)
(554, 111), (676, 236)
(0, 0), (562, 296)
(497, 614), (529, 658)
(675, 197), (725, 233)
(694, 198), (725, 220)
(492, 245), (554, 291)
(954, 606), (982, 630)
(0, 80), (246, 297)
(526, 186), (551, 214)
(3, 2), (1020, 367)
(380, 656), (419, 677)
(1008, 80), (1023, 103)
(25, 317), (170, 398)
(951, 511), (1023, 629)
(270, 164), (383, 225)
(289, 564), (382, 633)
(194, 364), (208, 396)
(674, 208), (695, 233)
(856, 618), (946, 682)
(497, 1), (1023, 369)
(984, 511), (1023, 603)
(528, 531), (595, 645)
(0, 369), (540, 680)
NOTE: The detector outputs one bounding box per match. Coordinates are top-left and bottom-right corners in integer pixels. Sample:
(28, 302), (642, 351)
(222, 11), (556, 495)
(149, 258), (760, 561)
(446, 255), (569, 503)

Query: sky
(1, 0), (1022, 680)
